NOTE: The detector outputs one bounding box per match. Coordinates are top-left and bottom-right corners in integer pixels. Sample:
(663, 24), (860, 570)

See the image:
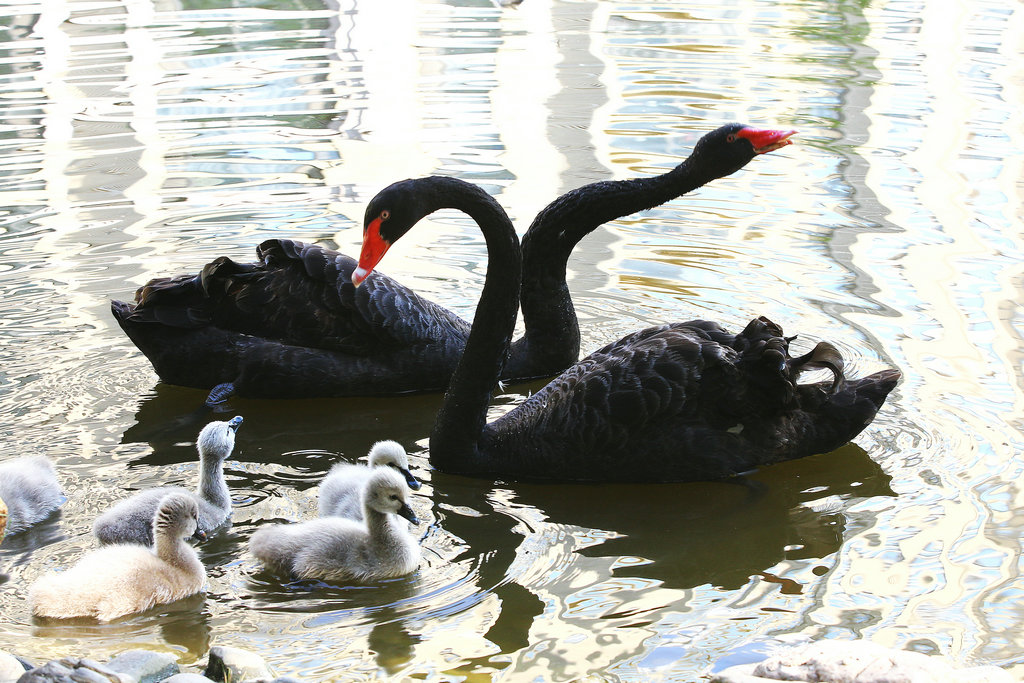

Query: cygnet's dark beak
(400, 468), (421, 491)
(190, 527), (208, 543)
(228, 416), (243, 432)
(398, 502), (419, 525)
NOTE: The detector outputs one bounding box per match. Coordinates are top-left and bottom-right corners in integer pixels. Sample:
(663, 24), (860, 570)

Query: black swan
(352, 176), (901, 482)
(112, 124), (795, 404)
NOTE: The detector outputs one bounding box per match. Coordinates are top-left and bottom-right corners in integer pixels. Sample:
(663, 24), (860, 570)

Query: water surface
(2, 0), (1023, 679)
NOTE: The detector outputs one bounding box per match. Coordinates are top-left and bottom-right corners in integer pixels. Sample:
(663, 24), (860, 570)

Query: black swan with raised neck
(112, 124), (795, 404)
(353, 175), (901, 482)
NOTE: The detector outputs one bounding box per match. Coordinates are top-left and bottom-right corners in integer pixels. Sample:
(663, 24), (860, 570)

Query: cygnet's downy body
(93, 416), (242, 546)
(251, 468), (420, 582)
(0, 456), (65, 536)
(318, 440), (420, 522)
(30, 492), (207, 622)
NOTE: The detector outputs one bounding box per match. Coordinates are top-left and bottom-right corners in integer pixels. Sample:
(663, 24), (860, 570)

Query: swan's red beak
(738, 127), (797, 154)
(353, 217), (392, 287)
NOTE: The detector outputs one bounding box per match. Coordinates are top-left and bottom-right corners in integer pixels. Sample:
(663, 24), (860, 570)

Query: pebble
(106, 651), (179, 683)
(15, 658), (131, 683)
(203, 646), (274, 683)
(3, 647), (287, 683)
(0, 652), (28, 683)
(712, 639), (1015, 683)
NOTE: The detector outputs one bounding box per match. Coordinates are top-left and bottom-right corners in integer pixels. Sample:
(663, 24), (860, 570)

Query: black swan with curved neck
(112, 124), (795, 403)
(354, 176), (900, 482)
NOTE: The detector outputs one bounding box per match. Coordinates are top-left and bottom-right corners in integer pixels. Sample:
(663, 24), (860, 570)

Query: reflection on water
(31, 593), (212, 661)
(505, 444), (894, 591)
(2, 0), (1024, 679)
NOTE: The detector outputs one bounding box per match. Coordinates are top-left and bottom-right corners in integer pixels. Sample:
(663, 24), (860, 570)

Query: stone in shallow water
(0, 650), (29, 683)
(711, 640), (1014, 683)
(202, 647), (274, 683)
(162, 675), (215, 683)
(16, 658), (131, 683)
(106, 651), (179, 683)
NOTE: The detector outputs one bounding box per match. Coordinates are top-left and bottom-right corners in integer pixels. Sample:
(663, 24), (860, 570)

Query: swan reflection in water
(121, 383), (441, 464)
(30, 592), (212, 659)
(489, 441), (894, 591)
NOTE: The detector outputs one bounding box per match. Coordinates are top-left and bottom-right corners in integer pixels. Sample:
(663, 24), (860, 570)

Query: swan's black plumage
(357, 176), (900, 483)
(112, 123), (794, 402)
(112, 240), (469, 399)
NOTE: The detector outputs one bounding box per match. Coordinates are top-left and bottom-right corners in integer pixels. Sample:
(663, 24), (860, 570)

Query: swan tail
(784, 367), (901, 459)
(111, 251), (269, 335)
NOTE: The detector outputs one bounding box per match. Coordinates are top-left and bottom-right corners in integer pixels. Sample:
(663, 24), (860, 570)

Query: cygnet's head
(364, 468), (419, 524)
(367, 440), (421, 491)
(154, 492), (206, 543)
(197, 415), (243, 462)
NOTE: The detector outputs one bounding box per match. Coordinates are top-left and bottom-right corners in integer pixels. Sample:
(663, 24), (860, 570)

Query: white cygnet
(0, 456), (65, 535)
(93, 416), (242, 546)
(251, 467), (420, 582)
(318, 440), (420, 522)
(30, 492), (207, 622)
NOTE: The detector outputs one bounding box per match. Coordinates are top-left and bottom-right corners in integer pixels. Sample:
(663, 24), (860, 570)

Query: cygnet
(93, 416), (242, 546)
(318, 440), (420, 522)
(30, 492), (207, 622)
(251, 467), (420, 582)
(0, 456), (65, 535)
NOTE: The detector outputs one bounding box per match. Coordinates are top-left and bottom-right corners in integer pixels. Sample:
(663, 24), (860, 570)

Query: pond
(1, 0), (1023, 679)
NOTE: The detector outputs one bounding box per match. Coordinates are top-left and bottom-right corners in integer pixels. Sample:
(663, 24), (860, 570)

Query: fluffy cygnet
(251, 467), (420, 582)
(93, 416), (242, 546)
(30, 492), (207, 622)
(318, 440), (421, 522)
(0, 456), (65, 535)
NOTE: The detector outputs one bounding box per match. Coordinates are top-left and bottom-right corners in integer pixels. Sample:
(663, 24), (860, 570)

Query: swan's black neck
(427, 179), (522, 471)
(507, 156), (720, 379)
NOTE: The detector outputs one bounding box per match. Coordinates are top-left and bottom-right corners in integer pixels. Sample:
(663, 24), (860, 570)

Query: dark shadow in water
(366, 608), (421, 674)
(121, 381), (445, 467)
(502, 442), (894, 591)
(482, 580), (546, 654)
(427, 473), (548, 668)
(244, 558), (422, 673)
(426, 443), (893, 673)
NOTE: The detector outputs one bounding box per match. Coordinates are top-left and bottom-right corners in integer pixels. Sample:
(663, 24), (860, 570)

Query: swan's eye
(380, 210), (391, 221)
(390, 494), (399, 501)
(726, 133), (737, 143)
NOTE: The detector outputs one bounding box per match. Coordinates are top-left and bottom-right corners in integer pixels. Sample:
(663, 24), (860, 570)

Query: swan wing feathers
(93, 487), (185, 546)
(251, 517), (418, 582)
(118, 239), (468, 354)
(482, 318), (898, 482)
(251, 518), (369, 579)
